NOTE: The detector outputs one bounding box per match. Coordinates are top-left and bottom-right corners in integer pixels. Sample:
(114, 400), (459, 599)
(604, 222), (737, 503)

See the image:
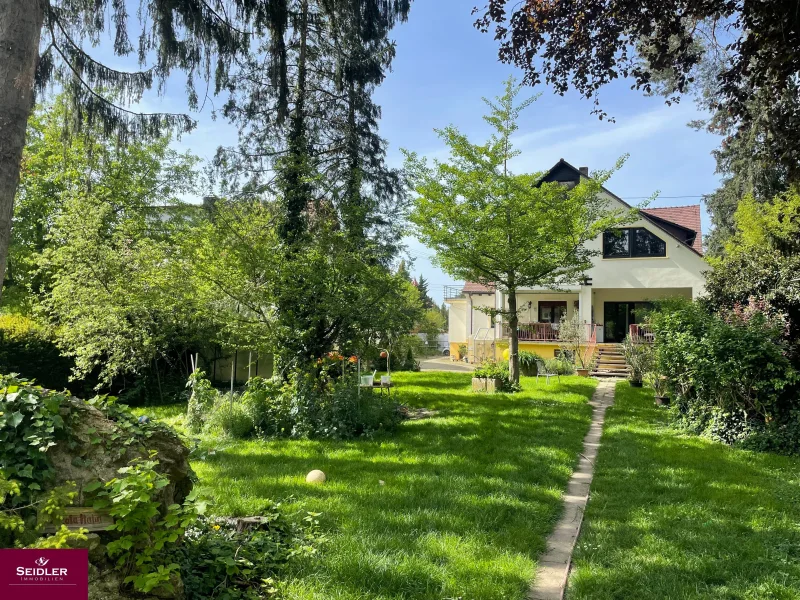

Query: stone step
(591, 371), (628, 378)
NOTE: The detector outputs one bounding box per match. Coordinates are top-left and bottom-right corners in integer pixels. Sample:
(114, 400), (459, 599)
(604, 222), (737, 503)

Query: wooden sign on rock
(45, 507), (114, 532)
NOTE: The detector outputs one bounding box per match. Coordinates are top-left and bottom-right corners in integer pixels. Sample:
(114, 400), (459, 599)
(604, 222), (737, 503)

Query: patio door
(538, 301), (567, 324)
(603, 302), (654, 342)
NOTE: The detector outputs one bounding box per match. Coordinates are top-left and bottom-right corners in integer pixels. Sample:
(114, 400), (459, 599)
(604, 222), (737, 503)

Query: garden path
(528, 378), (616, 600)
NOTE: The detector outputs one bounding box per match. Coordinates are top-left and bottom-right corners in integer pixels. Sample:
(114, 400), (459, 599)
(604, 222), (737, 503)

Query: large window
(603, 228), (666, 258)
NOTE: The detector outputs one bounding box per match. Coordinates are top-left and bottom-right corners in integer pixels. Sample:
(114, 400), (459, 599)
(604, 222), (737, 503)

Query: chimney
(579, 166), (589, 177)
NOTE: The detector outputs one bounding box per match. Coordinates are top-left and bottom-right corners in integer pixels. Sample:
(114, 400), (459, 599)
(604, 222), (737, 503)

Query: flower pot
(472, 377), (487, 392)
(629, 380), (643, 388)
(485, 377), (504, 393)
(576, 368), (590, 377)
(654, 395), (670, 406)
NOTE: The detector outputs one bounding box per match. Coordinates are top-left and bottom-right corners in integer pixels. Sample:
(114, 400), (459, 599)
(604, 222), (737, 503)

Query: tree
(404, 79), (630, 384)
(474, 1), (800, 181)
(188, 198), (423, 370)
(35, 110), (204, 386)
(214, 1), (412, 363)
(416, 274), (434, 309)
(0, 0), (273, 301)
(704, 190), (800, 365)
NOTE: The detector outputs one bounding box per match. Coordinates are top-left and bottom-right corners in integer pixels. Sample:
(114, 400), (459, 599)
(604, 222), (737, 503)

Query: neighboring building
(445, 159), (707, 361)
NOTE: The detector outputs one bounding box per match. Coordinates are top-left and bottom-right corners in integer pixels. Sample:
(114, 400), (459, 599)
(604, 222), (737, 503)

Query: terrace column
(579, 285), (593, 324)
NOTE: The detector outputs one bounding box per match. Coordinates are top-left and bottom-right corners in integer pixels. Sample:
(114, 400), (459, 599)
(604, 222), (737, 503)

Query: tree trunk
(508, 286), (519, 385)
(0, 0), (44, 301)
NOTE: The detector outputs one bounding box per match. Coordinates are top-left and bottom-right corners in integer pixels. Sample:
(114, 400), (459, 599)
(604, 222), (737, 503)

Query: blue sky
(118, 0), (723, 304)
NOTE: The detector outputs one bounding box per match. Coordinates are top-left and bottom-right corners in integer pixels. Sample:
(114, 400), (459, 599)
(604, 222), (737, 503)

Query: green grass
(568, 381), (800, 600)
(137, 372), (596, 599)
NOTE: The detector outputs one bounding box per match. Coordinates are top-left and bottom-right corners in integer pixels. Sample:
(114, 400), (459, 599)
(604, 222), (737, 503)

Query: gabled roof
(540, 159), (704, 255)
(641, 206), (702, 253)
(462, 281), (495, 294)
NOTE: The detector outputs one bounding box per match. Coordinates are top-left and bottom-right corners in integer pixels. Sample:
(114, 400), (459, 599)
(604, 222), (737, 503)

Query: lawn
(137, 371), (595, 599)
(568, 381), (800, 600)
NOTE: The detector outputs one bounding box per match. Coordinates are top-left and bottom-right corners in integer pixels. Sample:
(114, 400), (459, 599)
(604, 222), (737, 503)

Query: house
(445, 159), (707, 362)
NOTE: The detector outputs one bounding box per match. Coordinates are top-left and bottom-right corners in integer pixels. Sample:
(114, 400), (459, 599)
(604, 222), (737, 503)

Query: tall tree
(416, 273), (433, 309)
(474, 1), (800, 182)
(215, 0), (412, 364)
(404, 79), (630, 384)
(0, 0), (270, 301)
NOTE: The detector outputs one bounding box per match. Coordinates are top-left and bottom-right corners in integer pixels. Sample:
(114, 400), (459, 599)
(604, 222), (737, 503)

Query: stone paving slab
(528, 378), (616, 600)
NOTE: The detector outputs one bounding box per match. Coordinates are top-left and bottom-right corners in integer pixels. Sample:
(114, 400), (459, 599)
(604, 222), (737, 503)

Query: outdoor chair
(535, 359), (560, 385)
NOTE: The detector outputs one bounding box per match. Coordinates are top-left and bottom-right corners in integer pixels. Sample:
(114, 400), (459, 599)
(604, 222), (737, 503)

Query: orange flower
(349, 356), (358, 363)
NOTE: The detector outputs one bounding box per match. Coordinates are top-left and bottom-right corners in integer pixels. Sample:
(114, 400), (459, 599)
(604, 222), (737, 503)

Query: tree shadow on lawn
(193, 373), (596, 600)
(568, 383), (800, 600)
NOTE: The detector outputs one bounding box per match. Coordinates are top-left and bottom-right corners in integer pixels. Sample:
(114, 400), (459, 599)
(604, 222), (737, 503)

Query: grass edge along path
(567, 381), (800, 600)
(185, 371), (596, 600)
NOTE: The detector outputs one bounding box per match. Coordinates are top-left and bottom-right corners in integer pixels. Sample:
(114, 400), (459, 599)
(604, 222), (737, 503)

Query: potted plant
(647, 372), (670, 406)
(621, 335), (653, 387)
(458, 344), (468, 362)
(558, 313), (591, 376)
(518, 351), (540, 377)
(472, 360), (509, 393)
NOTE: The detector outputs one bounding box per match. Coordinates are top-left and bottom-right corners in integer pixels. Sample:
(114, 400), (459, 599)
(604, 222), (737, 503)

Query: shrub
(650, 297), (799, 453)
(197, 369), (402, 440)
(519, 351), (544, 376)
(545, 357), (575, 375)
(174, 507), (322, 600)
(208, 397), (255, 439)
(0, 314), (73, 391)
(621, 335), (653, 384)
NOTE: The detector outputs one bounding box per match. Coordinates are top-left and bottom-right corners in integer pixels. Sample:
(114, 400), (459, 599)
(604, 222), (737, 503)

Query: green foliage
(649, 298), (799, 453)
(188, 199), (422, 368)
(175, 509), (323, 600)
(473, 360), (518, 391)
(26, 95), (207, 387)
(518, 350), (543, 376)
(186, 370), (218, 434)
(705, 190), (800, 364)
(201, 369), (402, 440)
(0, 314), (73, 391)
(545, 357), (575, 376)
(558, 313), (591, 369)
(92, 453), (203, 595)
(0, 374), (67, 504)
(621, 335), (654, 383)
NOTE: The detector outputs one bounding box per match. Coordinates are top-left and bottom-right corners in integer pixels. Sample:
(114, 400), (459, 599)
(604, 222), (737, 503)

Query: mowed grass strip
(568, 381), (800, 600)
(150, 371), (595, 600)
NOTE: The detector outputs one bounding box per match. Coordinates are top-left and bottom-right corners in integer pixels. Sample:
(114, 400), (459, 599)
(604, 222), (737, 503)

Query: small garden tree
(404, 79), (631, 384)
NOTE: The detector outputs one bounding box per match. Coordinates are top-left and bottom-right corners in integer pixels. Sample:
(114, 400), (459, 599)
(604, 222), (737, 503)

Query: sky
(111, 0), (723, 304)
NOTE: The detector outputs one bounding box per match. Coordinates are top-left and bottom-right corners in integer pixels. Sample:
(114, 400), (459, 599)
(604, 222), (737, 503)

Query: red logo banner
(0, 549), (88, 600)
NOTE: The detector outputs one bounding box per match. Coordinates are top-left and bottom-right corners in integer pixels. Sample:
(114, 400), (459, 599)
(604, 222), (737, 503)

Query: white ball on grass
(306, 470), (326, 484)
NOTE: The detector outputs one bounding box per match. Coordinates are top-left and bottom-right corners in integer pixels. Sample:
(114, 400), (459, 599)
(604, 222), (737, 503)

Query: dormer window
(603, 228), (666, 258)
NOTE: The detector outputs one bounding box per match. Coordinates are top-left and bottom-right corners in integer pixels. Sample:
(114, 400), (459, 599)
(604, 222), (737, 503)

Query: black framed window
(603, 228), (666, 258)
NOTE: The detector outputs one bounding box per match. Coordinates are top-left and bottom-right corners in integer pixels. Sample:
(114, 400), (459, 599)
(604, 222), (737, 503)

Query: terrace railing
(503, 322), (559, 341)
(502, 322), (597, 343)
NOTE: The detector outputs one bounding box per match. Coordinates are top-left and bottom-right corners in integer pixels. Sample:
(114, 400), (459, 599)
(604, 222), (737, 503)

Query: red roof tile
(641, 205), (703, 253)
(462, 281), (495, 293)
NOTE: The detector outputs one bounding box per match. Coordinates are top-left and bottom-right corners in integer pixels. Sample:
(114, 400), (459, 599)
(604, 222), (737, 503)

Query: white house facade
(445, 159), (708, 361)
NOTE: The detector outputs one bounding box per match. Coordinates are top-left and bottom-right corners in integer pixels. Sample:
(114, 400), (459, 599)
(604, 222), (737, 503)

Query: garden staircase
(590, 344), (629, 378)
